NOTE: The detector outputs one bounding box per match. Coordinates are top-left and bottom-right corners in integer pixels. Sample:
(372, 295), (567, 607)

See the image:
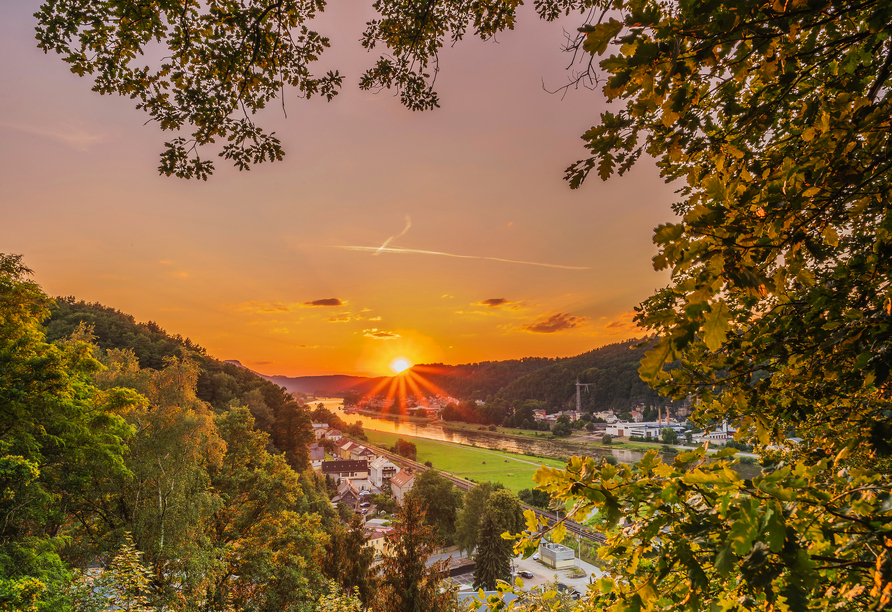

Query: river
(312, 398), (687, 468)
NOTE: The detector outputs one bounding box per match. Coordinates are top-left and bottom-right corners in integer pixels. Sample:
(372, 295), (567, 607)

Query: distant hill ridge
(45, 298), (670, 412)
(243, 339), (677, 412)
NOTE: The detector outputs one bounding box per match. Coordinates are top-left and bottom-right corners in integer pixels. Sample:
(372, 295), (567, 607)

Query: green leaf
(702, 300), (732, 351)
(715, 541), (735, 576)
(638, 339), (672, 380)
(581, 19), (623, 56)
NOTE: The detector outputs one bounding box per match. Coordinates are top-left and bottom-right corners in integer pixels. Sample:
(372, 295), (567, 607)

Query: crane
(575, 379), (594, 412)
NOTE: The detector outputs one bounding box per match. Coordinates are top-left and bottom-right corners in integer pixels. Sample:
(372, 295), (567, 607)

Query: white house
(369, 456), (399, 488)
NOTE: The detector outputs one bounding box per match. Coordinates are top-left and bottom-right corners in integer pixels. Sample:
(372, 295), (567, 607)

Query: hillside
(494, 338), (682, 412)
(409, 357), (563, 400)
(44, 298), (315, 464)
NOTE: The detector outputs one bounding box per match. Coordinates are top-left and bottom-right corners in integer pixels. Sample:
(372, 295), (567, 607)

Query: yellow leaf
(801, 127), (815, 141)
(653, 462), (674, 477)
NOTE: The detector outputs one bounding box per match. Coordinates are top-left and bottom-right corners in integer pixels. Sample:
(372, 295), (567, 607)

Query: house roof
(369, 456), (397, 470)
(321, 460), (369, 474)
(390, 469), (414, 488)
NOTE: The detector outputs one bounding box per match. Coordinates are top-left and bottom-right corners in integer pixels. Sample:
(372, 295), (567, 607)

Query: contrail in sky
(336, 245), (591, 270)
(375, 215), (412, 255)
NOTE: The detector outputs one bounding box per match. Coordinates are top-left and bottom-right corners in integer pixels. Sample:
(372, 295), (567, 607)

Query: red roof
(390, 469), (414, 488)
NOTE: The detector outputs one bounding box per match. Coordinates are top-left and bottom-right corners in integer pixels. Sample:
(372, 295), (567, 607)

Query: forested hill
(44, 298), (313, 462)
(410, 357), (564, 400)
(257, 372), (387, 397)
(493, 338), (679, 411)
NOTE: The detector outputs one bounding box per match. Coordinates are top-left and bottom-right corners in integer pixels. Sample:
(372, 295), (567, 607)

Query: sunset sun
(389, 358), (413, 374)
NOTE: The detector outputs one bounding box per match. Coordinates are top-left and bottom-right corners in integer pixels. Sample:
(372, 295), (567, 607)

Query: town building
(321, 459), (369, 482)
(390, 469), (415, 504)
(606, 421), (686, 439)
(369, 456), (399, 488)
(309, 443), (325, 462)
(539, 542), (575, 570)
(321, 428), (342, 441)
(337, 439), (360, 460)
(350, 445), (377, 462)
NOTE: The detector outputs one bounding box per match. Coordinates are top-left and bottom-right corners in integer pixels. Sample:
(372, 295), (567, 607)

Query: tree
(551, 422), (572, 437)
(472, 490), (524, 592)
(405, 470), (463, 545)
(316, 582), (364, 612)
(70, 533), (152, 612)
(455, 482), (501, 555)
(373, 498), (456, 612)
(0, 254), (135, 609)
(601, 434), (612, 445)
(472, 513), (512, 591)
(517, 488), (551, 510)
(323, 515), (377, 606)
(660, 427), (679, 445)
(389, 439), (417, 462)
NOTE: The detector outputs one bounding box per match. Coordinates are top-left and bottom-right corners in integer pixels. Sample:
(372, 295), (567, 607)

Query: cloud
(521, 313), (588, 334)
(363, 328), (400, 340)
(328, 316), (351, 323)
(600, 311), (640, 335)
(303, 298), (344, 307)
(250, 360), (273, 365)
(0, 121), (104, 151)
(476, 298), (511, 308)
(297, 344), (319, 349)
(238, 301), (294, 313)
(375, 215), (412, 255)
(334, 245), (590, 270)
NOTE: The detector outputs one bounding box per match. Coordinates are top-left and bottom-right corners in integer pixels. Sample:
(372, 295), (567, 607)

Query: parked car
(518, 570), (533, 579)
(532, 552), (540, 561)
(359, 501), (370, 508)
(556, 583), (581, 600)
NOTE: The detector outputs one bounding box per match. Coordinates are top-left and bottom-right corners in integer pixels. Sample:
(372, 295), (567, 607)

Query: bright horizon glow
(389, 358), (413, 374)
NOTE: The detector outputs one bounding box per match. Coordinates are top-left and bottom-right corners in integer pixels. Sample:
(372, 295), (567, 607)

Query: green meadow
(362, 430), (569, 494)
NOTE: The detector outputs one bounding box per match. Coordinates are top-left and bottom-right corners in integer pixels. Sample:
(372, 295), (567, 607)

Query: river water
(314, 398), (675, 467)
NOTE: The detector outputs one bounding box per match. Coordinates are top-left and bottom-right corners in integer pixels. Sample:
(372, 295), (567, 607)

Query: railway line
(350, 439), (607, 545)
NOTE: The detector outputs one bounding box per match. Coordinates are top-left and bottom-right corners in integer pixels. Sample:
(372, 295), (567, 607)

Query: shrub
(602, 434), (612, 445)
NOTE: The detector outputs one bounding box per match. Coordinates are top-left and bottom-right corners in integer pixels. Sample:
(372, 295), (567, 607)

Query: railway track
(348, 439), (607, 545)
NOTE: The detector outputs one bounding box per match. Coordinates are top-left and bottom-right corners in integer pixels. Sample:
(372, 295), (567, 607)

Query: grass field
(362, 430), (569, 494)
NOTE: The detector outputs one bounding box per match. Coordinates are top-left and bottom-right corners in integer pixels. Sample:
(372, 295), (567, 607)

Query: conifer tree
(472, 513), (512, 592)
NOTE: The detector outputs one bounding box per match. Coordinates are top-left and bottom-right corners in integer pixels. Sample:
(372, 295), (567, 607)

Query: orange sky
(0, 2), (675, 377)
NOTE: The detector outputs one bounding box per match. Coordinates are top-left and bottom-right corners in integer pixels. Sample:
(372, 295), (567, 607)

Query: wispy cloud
(304, 298), (344, 307)
(363, 328), (400, 340)
(375, 215), (412, 255)
(238, 301), (295, 313)
(336, 245), (590, 270)
(0, 121), (104, 151)
(521, 313), (588, 334)
(328, 316), (351, 323)
(599, 311), (640, 335)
